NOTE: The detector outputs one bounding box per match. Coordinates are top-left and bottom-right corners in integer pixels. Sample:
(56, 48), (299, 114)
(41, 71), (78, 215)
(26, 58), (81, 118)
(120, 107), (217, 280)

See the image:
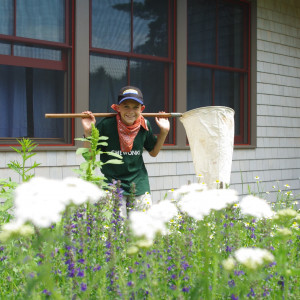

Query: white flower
(63, 177), (106, 205)
(234, 247), (275, 270)
(0, 221), (34, 241)
(129, 211), (166, 242)
(178, 191), (210, 220)
(173, 183), (207, 200)
(13, 177), (105, 228)
(147, 200), (178, 222)
(178, 189), (238, 220)
(222, 257), (236, 271)
(276, 208), (297, 218)
(239, 195), (274, 219)
(277, 228), (292, 236)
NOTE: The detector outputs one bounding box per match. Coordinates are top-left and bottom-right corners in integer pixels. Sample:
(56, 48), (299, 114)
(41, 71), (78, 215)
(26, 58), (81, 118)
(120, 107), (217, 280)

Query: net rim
(181, 106), (235, 119)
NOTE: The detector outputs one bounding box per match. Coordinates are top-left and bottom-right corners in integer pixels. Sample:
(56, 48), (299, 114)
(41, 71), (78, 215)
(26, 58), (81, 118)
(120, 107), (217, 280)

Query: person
(81, 86), (170, 217)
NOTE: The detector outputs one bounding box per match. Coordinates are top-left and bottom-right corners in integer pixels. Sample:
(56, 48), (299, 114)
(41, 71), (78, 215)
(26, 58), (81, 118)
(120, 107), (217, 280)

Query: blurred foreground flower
(222, 257), (236, 271)
(178, 189), (238, 220)
(0, 221), (34, 242)
(234, 247), (275, 270)
(172, 183), (208, 200)
(239, 195), (274, 219)
(129, 200), (178, 244)
(10, 177), (105, 228)
(275, 208), (298, 219)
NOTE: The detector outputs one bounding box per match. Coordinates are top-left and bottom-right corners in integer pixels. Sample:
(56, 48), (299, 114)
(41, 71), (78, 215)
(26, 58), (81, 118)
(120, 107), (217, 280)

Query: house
(0, 0), (299, 203)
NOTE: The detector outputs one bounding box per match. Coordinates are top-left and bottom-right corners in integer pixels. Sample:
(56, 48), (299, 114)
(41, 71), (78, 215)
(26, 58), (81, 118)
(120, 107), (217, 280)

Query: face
(116, 99), (144, 125)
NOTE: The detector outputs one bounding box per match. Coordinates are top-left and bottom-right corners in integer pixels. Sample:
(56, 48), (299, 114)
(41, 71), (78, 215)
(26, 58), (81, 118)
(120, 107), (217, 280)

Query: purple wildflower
(77, 268), (85, 277)
(247, 288), (255, 297)
(234, 270), (245, 276)
(93, 265), (102, 272)
(228, 280), (235, 287)
(42, 289), (51, 296)
(80, 283), (87, 291)
(182, 286), (190, 293)
(226, 246), (232, 252)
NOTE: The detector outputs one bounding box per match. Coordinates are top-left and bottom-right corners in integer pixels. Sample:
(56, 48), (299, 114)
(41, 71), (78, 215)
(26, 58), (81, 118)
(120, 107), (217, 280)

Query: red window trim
(0, 0), (72, 71)
(0, 0), (75, 147)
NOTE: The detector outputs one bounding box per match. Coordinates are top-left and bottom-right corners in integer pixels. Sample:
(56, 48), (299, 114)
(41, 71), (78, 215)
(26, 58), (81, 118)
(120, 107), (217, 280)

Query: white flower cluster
(6, 177), (106, 229)
(234, 247), (275, 270)
(0, 222), (34, 242)
(178, 188), (238, 220)
(239, 195), (274, 219)
(129, 200), (178, 244)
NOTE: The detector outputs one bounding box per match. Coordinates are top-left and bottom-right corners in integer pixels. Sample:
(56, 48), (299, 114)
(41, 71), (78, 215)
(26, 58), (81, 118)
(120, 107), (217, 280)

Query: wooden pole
(45, 112), (182, 118)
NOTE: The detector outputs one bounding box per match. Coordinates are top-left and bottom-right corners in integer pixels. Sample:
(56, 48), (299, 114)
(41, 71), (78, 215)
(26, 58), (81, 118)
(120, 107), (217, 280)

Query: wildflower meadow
(0, 133), (299, 299)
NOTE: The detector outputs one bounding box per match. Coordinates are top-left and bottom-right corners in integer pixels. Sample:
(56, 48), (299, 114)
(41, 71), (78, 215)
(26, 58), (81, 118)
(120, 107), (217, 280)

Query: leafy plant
(7, 138), (41, 183)
(0, 138), (40, 220)
(74, 123), (123, 187)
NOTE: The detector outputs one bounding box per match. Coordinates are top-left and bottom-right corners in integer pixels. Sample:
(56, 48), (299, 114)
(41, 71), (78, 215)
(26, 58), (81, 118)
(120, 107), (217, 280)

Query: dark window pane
(215, 70), (245, 136)
(14, 45), (62, 61)
(16, 0), (65, 42)
(0, 42), (11, 55)
(0, 65), (65, 138)
(188, 0), (216, 64)
(130, 58), (173, 142)
(218, 2), (245, 68)
(89, 54), (127, 114)
(92, 0), (131, 51)
(0, 0), (13, 35)
(187, 66), (213, 110)
(133, 0), (169, 57)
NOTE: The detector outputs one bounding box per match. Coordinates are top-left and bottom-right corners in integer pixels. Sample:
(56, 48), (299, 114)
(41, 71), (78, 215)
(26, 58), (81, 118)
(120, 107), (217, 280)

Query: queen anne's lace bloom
(129, 211), (166, 242)
(129, 199), (178, 243)
(239, 195), (274, 219)
(12, 177), (105, 228)
(234, 247), (275, 270)
(178, 189), (238, 220)
(0, 221), (34, 241)
(147, 200), (178, 222)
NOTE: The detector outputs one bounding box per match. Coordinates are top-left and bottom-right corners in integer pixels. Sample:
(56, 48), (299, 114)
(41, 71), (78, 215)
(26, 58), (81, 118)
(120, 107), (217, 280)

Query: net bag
(180, 106), (235, 189)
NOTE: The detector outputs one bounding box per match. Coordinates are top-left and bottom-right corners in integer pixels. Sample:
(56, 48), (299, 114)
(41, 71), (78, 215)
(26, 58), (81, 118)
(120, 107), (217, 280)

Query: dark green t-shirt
(96, 117), (157, 195)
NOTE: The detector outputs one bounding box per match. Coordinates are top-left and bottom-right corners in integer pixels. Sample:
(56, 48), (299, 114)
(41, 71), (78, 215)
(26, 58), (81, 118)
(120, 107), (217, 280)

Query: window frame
(0, 0), (75, 148)
(89, 0), (177, 145)
(186, 0), (251, 146)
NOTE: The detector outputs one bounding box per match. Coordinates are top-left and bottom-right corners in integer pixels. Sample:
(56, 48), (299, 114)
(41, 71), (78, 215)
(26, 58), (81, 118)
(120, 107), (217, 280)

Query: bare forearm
(149, 131), (168, 157)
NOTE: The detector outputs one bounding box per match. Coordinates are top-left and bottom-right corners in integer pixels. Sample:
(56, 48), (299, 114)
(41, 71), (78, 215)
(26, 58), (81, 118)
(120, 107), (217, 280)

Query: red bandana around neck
(111, 104), (148, 152)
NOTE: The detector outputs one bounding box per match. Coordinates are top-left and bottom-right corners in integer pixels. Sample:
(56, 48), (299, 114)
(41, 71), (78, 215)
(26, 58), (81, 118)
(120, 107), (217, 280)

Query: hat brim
(118, 97), (144, 105)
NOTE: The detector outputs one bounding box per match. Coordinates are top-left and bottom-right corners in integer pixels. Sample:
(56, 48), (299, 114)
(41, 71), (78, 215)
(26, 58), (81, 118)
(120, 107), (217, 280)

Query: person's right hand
(81, 111), (96, 136)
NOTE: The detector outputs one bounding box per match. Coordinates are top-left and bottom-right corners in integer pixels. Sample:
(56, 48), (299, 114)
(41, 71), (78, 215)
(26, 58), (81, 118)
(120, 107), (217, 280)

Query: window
(187, 0), (251, 144)
(0, 0), (74, 146)
(89, 0), (175, 144)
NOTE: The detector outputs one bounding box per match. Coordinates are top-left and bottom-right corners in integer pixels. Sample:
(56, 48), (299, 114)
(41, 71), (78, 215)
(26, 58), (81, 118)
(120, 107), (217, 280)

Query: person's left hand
(155, 111), (170, 134)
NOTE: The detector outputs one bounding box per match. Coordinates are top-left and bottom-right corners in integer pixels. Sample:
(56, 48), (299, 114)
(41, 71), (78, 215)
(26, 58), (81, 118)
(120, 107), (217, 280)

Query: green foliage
(74, 123), (123, 187)
(0, 139), (40, 221)
(8, 138), (41, 183)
